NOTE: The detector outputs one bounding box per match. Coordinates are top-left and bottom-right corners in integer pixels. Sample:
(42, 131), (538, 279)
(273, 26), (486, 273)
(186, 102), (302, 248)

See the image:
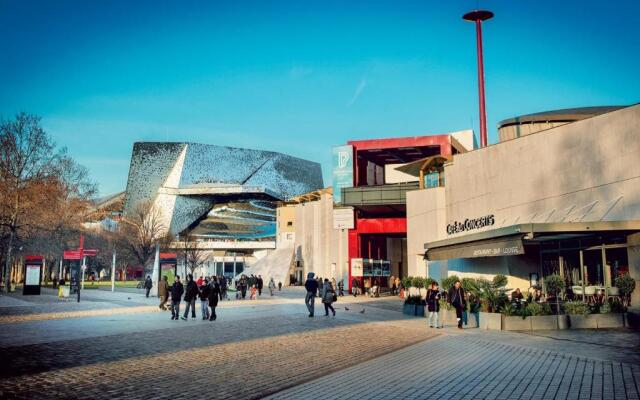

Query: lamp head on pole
(462, 10), (494, 22)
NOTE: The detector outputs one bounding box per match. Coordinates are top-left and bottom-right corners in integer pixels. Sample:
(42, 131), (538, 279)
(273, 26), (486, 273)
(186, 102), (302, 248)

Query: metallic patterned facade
(123, 142), (323, 237)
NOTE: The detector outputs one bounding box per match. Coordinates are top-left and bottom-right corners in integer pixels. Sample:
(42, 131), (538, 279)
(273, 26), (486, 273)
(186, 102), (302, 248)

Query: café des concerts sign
(447, 214), (495, 235)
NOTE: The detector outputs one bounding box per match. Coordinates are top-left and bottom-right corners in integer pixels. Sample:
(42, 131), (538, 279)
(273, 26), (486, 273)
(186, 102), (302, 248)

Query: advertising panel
(332, 145), (353, 204)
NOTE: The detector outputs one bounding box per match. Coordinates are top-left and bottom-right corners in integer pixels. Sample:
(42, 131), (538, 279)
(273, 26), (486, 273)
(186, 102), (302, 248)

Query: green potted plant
(475, 275), (509, 330)
(616, 274), (636, 307)
(563, 300), (594, 329)
(544, 274), (568, 329)
(403, 295), (425, 317)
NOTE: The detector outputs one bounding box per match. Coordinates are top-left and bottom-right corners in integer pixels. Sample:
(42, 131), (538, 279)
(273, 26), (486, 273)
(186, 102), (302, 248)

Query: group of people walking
(156, 274), (225, 321)
(234, 274), (281, 300)
(304, 272), (338, 317)
(426, 280), (467, 329)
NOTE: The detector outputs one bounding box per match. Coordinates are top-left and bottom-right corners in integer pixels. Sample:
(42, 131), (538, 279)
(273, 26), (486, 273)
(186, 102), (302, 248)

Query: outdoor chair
(584, 286), (597, 303)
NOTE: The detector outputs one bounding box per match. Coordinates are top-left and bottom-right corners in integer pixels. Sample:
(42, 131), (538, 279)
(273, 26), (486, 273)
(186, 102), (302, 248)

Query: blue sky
(1, 0), (638, 196)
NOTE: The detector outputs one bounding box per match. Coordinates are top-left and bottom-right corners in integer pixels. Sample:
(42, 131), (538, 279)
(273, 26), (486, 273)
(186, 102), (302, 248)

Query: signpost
(62, 235), (99, 303)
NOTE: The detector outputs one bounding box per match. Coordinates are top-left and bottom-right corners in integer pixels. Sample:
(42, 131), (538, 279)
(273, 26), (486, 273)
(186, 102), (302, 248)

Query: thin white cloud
(347, 77), (367, 107)
(289, 66), (313, 79)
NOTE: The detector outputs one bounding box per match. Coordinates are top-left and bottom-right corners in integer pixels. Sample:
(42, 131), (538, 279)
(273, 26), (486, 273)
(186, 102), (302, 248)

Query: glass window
(425, 172), (440, 188)
(235, 262), (244, 275)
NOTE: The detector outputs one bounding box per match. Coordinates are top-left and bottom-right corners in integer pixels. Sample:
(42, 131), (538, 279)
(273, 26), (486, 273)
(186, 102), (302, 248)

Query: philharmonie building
(123, 142), (323, 283)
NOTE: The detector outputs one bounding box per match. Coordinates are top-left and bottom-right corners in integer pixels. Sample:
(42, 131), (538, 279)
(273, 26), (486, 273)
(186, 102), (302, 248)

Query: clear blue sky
(1, 0), (638, 196)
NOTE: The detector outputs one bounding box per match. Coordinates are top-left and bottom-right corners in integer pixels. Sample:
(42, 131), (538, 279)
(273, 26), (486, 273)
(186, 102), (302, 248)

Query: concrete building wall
(444, 104), (640, 243)
(384, 163), (419, 184)
(276, 205), (296, 247)
(294, 193), (348, 283)
(406, 187), (446, 277)
(407, 104), (640, 287)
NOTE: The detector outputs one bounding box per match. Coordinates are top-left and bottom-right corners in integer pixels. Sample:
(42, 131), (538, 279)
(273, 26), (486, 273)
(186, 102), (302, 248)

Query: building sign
(351, 258), (363, 277)
(332, 145), (353, 204)
(333, 207), (354, 230)
(426, 237), (524, 261)
(446, 214), (495, 235)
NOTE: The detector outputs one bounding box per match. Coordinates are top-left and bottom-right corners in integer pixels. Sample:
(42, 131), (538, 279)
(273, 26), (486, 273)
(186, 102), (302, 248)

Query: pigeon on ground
(360, 309), (365, 314)
(344, 307), (350, 311)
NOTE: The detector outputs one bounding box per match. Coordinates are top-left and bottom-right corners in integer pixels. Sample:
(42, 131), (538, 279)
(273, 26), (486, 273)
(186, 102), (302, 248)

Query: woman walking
(322, 278), (336, 317)
(426, 282), (441, 328)
(198, 278), (210, 320)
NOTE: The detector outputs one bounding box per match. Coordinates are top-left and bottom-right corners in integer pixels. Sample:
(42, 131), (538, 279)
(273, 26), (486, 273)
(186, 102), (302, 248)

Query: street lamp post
(463, 9), (493, 148)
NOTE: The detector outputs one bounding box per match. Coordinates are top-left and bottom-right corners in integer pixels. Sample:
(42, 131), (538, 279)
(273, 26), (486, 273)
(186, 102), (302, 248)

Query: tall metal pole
(463, 10), (493, 148)
(111, 248), (116, 292)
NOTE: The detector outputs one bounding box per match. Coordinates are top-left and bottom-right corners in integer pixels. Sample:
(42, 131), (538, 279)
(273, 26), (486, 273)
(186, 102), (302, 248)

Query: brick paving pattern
(268, 334), (640, 400)
(0, 317), (436, 399)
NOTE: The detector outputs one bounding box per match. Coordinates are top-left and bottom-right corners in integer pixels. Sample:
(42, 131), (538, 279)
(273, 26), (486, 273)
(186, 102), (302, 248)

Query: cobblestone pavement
(1, 289), (639, 400)
(0, 315), (435, 399)
(268, 331), (640, 400)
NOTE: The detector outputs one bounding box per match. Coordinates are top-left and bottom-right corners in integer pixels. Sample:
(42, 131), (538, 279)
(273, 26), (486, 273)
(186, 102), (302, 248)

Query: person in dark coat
(426, 282), (441, 328)
(447, 280), (466, 329)
(337, 280), (344, 296)
(198, 279), (210, 320)
(257, 275), (264, 296)
(238, 275), (248, 299)
(169, 276), (184, 320)
(219, 275), (227, 300)
(144, 275), (153, 298)
(182, 274), (198, 320)
(208, 276), (220, 321)
(322, 278), (336, 317)
(304, 272), (319, 317)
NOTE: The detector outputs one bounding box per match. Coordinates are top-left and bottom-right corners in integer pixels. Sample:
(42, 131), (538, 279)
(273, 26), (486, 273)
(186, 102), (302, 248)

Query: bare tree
(0, 113), (95, 290)
(178, 229), (206, 277)
(118, 201), (168, 275)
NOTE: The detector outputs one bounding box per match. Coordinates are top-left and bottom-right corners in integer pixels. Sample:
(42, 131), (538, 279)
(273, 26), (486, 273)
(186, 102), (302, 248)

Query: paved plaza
(0, 288), (639, 399)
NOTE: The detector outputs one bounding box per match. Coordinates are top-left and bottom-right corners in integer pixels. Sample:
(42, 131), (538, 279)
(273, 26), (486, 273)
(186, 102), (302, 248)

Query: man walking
(158, 275), (169, 310)
(351, 278), (359, 297)
(304, 272), (319, 317)
(144, 275), (153, 298)
(447, 280), (467, 329)
(182, 274), (198, 320)
(257, 275), (264, 296)
(169, 276), (184, 320)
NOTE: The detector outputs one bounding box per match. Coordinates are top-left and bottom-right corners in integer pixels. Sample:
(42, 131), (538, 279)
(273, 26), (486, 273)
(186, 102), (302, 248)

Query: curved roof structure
(498, 106), (627, 128)
(123, 142), (323, 235)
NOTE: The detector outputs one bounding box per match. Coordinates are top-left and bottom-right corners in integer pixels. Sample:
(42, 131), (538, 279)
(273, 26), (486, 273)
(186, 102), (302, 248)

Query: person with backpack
(182, 274), (198, 320)
(322, 278), (336, 317)
(169, 276), (184, 320)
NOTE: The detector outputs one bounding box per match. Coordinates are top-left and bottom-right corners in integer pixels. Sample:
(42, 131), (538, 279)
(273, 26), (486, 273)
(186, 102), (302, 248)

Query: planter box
(415, 305), (425, 317)
(503, 316), (532, 331)
(440, 308), (458, 326)
(569, 313), (625, 329)
(479, 312), (502, 330)
(530, 315), (564, 330)
(569, 314), (597, 329)
(595, 313), (625, 328)
(402, 304), (425, 317)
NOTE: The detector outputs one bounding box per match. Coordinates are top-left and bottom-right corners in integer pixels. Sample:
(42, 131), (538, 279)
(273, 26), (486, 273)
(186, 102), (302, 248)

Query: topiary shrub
(615, 274), (636, 307)
(401, 276), (412, 289)
(412, 276), (424, 289)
